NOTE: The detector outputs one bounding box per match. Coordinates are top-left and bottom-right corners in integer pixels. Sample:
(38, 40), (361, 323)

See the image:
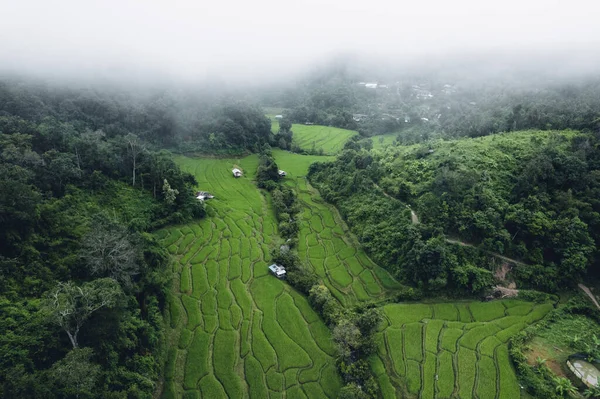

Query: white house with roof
(268, 264), (286, 279)
(195, 191), (214, 201)
(232, 168), (242, 178)
(278, 170), (287, 177)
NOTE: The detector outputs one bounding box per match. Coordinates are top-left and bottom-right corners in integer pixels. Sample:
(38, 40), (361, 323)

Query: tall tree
(125, 133), (146, 187)
(80, 225), (139, 288)
(46, 278), (121, 349)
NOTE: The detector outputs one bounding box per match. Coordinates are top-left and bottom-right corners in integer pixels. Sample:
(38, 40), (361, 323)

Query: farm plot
(273, 151), (400, 305)
(159, 155), (341, 398)
(285, 124), (357, 155)
(376, 300), (553, 398)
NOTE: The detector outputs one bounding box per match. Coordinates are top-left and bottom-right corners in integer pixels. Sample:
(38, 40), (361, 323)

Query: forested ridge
(0, 78), (272, 152)
(0, 82), (214, 397)
(309, 130), (600, 293)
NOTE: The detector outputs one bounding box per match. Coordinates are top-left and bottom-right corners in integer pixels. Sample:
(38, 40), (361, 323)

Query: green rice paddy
(374, 300), (554, 399)
(271, 122), (357, 155)
(158, 150), (555, 398)
(371, 133), (399, 150)
(273, 150), (401, 305)
(158, 155), (341, 398)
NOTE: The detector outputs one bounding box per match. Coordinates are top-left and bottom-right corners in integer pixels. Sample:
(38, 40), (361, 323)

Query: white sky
(1, 0), (599, 82)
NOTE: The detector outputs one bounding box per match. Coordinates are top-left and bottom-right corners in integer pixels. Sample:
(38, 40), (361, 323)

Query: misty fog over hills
(3, 1), (600, 399)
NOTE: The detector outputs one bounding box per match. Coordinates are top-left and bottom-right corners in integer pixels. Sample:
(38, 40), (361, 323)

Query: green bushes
(508, 298), (600, 399)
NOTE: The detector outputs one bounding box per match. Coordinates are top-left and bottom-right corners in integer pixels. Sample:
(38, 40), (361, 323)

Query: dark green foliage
(307, 283), (382, 398)
(257, 149), (301, 241)
(0, 91), (206, 397)
(256, 146), (280, 189)
(309, 149), (492, 293)
(509, 297), (600, 398)
(310, 130), (600, 292)
(338, 383), (369, 399)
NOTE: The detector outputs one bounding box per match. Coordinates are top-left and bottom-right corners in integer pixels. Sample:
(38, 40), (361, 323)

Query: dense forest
(309, 130), (600, 293)
(0, 78), (272, 152)
(0, 79), (242, 397)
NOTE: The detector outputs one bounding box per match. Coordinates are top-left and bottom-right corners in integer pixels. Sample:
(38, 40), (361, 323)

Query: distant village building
(412, 84), (434, 99)
(275, 115), (283, 119)
(353, 113), (368, 122)
(232, 168), (242, 178)
(195, 191), (214, 201)
(268, 264), (286, 279)
(442, 84), (455, 95)
(278, 170), (287, 177)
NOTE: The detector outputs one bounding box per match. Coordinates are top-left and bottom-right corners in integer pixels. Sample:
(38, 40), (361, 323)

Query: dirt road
(578, 283), (600, 311)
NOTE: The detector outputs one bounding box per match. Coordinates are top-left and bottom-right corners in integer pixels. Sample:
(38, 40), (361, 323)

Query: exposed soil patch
(579, 283), (600, 311)
(525, 337), (568, 378)
(410, 210), (419, 224)
(495, 262), (512, 281)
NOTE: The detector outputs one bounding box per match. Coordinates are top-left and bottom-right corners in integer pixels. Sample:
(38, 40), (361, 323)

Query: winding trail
(373, 182), (420, 224)
(445, 238), (529, 268)
(374, 181), (529, 267)
(578, 283), (600, 311)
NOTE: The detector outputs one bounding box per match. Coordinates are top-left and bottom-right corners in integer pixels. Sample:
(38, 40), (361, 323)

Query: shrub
(394, 286), (423, 301)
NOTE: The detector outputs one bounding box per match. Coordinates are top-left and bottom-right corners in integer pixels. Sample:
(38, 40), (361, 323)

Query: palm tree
(535, 357), (549, 375)
(535, 357), (547, 367)
(553, 377), (578, 397)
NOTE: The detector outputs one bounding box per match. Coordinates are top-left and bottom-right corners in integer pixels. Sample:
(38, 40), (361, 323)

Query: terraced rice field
(372, 300), (554, 399)
(157, 155), (342, 398)
(271, 123), (357, 155)
(371, 133), (399, 150)
(273, 150), (401, 305)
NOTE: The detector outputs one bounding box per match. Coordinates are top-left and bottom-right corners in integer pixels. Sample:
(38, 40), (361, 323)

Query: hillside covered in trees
(0, 78), (272, 152)
(0, 114), (207, 397)
(309, 130), (600, 293)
